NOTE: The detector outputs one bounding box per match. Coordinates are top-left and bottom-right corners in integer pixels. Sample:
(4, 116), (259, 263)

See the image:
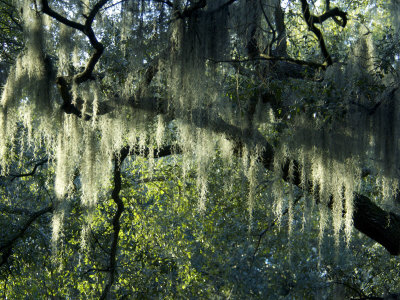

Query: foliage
(1, 0), (400, 299)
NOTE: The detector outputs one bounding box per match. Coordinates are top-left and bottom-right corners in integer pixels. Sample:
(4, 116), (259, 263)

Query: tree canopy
(1, 0), (400, 298)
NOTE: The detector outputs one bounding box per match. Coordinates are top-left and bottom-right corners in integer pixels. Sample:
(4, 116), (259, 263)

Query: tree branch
(41, 0), (107, 85)
(175, 0), (207, 19)
(9, 158), (48, 181)
(0, 204), (34, 215)
(99, 148), (128, 299)
(253, 193), (302, 259)
(56, 77), (92, 119)
(353, 194), (400, 255)
(259, 53), (326, 69)
(300, 0), (332, 65)
(209, 0), (237, 13)
(40, 0), (400, 256)
(299, 0), (347, 66)
(260, 0), (276, 56)
(208, 55), (326, 69)
(272, 155), (400, 255)
(122, 124), (400, 256)
(0, 204), (54, 267)
(41, 0), (85, 31)
(154, 0), (173, 8)
(312, 7), (347, 26)
(75, 0), (108, 84)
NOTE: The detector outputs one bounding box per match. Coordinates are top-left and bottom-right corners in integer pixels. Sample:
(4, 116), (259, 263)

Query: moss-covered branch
(276, 157), (400, 255)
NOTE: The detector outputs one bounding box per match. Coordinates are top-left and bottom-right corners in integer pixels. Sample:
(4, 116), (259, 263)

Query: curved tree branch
(209, 0), (237, 13)
(325, 0), (346, 27)
(99, 148), (128, 300)
(41, 0), (85, 31)
(41, 0), (107, 87)
(312, 7), (347, 27)
(300, 0), (347, 66)
(75, 0), (108, 84)
(259, 54), (326, 69)
(353, 194), (400, 255)
(56, 77), (92, 119)
(0, 204), (54, 267)
(300, 0), (332, 65)
(9, 158), (48, 181)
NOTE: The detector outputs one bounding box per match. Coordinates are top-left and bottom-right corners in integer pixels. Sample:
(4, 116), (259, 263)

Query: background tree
(1, 0), (400, 298)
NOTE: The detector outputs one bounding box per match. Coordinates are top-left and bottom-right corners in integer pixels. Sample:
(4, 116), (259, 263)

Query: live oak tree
(1, 0), (400, 298)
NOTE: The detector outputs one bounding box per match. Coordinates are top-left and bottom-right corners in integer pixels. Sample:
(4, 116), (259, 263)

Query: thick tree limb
(122, 144), (176, 159)
(259, 54), (326, 69)
(43, 0), (108, 119)
(55, 73), (400, 256)
(0, 204), (33, 215)
(56, 77), (112, 119)
(311, 7), (347, 26)
(300, 0), (332, 65)
(209, 0), (237, 13)
(56, 77), (92, 119)
(325, 0), (346, 27)
(113, 115), (400, 256)
(274, 155), (400, 255)
(157, 0), (236, 25)
(154, 0), (173, 7)
(353, 194), (400, 255)
(273, 1), (287, 57)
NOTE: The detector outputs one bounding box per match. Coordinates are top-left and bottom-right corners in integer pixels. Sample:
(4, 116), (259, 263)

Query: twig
(101, 0), (128, 11)
(82, 268), (110, 276)
(9, 158), (48, 181)
(252, 193), (302, 259)
(331, 280), (366, 298)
